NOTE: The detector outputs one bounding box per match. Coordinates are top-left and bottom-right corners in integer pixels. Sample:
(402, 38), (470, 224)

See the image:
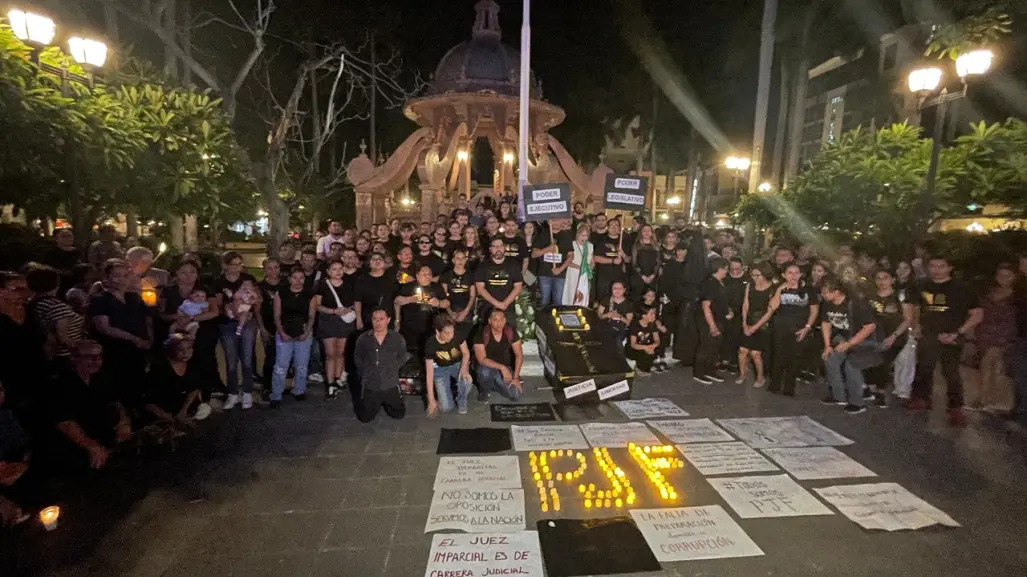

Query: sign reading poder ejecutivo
(522, 183), (571, 222)
(604, 174), (649, 210)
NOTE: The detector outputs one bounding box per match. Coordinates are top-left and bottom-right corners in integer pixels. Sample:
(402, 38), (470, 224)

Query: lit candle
(39, 506), (60, 531)
(140, 288), (158, 307)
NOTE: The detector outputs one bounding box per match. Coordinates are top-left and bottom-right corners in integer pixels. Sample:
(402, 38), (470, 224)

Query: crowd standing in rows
(2, 197), (1027, 525)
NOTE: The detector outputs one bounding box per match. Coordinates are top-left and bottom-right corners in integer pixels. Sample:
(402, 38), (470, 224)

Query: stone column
(355, 191), (373, 233)
(419, 184), (439, 223)
(184, 215), (198, 250)
(371, 194), (389, 226)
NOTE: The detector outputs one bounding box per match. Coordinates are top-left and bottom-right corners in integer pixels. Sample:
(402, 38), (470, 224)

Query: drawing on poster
(613, 398), (690, 419)
(434, 456), (522, 491)
(815, 483), (960, 531)
(580, 422), (660, 448)
(706, 475), (834, 518)
(762, 447), (877, 480)
(511, 424), (590, 452)
(716, 416), (854, 448)
(630, 505), (764, 562)
(676, 442), (780, 476)
(425, 489), (526, 534)
(648, 418), (733, 443)
(423, 531), (545, 577)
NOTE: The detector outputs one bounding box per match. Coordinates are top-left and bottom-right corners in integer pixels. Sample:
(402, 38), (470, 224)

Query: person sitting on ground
(820, 278), (878, 414)
(597, 280), (634, 352)
(143, 333), (209, 426)
(627, 306), (661, 376)
(353, 308), (409, 423)
(425, 315), (473, 417)
(473, 308), (524, 402)
(47, 341), (132, 471)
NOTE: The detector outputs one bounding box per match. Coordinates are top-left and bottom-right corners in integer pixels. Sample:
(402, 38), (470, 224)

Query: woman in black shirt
(394, 266), (448, 355)
(627, 307), (661, 375)
(314, 261), (357, 398)
(143, 334), (206, 424)
(271, 268), (316, 405)
(765, 263), (820, 396)
(461, 226), (484, 272)
(90, 259), (153, 408)
(440, 248), (477, 338)
(159, 261), (221, 400)
(863, 268), (913, 404)
(630, 225), (660, 300)
(597, 280), (635, 352)
(739, 263), (775, 387)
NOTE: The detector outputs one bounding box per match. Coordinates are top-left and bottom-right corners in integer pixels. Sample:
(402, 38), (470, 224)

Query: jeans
(538, 276), (566, 308)
(478, 365), (523, 401)
(824, 350), (866, 406)
(271, 335), (313, 400)
(220, 321), (257, 394)
(912, 335), (964, 409)
(433, 363), (470, 412)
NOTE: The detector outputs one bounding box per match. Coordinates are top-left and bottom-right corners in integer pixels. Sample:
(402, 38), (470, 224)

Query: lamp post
(8, 8), (109, 247)
(724, 156), (750, 199)
(907, 49), (992, 231)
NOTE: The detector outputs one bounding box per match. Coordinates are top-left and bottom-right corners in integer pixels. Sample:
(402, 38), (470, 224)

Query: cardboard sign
(424, 531), (544, 577)
(433, 457), (522, 491)
(562, 379), (596, 400)
(426, 488), (526, 533)
(706, 475), (834, 518)
(580, 422), (660, 448)
(630, 506), (764, 562)
(491, 403), (558, 423)
(604, 174), (649, 210)
(522, 183), (571, 222)
(716, 416), (854, 449)
(676, 442), (779, 476)
(613, 398), (689, 419)
(597, 379), (630, 400)
(761, 447), (877, 480)
(511, 424), (590, 452)
(815, 483), (960, 531)
(648, 419), (733, 443)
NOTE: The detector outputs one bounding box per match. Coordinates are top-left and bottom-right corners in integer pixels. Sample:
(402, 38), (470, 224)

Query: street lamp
(724, 156), (750, 199)
(503, 152), (514, 163)
(955, 49), (993, 78)
(456, 149), (469, 161)
(68, 37), (108, 68)
(666, 196), (681, 205)
(757, 181), (772, 193)
(8, 9), (56, 45)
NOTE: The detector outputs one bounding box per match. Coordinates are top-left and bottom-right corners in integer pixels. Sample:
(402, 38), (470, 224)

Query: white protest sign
(630, 505), (764, 562)
(597, 379), (630, 400)
(562, 379), (596, 400)
(648, 419), (733, 443)
(613, 398), (689, 419)
(511, 424), (589, 452)
(706, 475), (834, 518)
(815, 483), (960, 531)
(716, 416), (854, 448)
(580, 422), (660, 448)
(433, 457), (522, 491)
(762, 447), (876, 480)
(425, 489), (525, 533)
(676, 442), (779, 476)
(424, 531), (544, 577)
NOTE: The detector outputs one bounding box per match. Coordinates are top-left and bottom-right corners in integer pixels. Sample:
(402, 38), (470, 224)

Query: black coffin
(535, 306), (633, 404)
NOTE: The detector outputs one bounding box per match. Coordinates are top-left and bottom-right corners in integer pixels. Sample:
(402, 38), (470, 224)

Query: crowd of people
(2, 196), (1027, 527)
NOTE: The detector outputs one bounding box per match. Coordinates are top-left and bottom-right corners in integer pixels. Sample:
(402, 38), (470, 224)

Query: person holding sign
(425, 316), (473, 416)
(475, 237), (524, 327)
(473, 308), (524, 402)
(593, 218), (629, 304)
(532, 220), (574, 307)
(562, 224), (595, 306)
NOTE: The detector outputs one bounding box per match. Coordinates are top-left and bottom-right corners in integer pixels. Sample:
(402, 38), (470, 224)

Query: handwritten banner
(676, 442), (780, 476)
(433, 457), (522, 491)
(706, 475), (834, 518)
(424, 531), (544, 577)
(630, 505), (764, 562)
(511, 424), (589, 452)
(613, 398), (689, 419)
(815, 483), (960, 531)
(761, 447), (877, 480)
(425, 489), (526, 533)
(648, 418), (733, 443)
(716, 416), (854, 448)
(580, 422), (660, 448)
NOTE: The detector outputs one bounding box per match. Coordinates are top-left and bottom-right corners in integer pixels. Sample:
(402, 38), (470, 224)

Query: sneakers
(948, 408), (967, 427)
(874, 393), (888, 408)
(862, 387), (875, 401)
(478, 392), (491, 405)
(193, 403), (212, 421)
(707, 373), (725, 383)
(458, 405), (468, 415)
(752, 379), (766, 389)
(693, 375), (713, 385)
(636, 369), (650, 377)
(844, 404), (867, 415)
(734, 376), (746, 385)
(223, 394), (240, 410)
(821, 396), (846, 406)
(326, 385), (338, 400)
(903, 398), (932, 411)
(242, 393), (253, 410)
(308, 373), (325, 384)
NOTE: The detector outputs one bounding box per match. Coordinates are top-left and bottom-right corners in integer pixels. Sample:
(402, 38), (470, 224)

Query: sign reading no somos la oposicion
(522, 182), (572, 222)
(604, 174), (650, 210)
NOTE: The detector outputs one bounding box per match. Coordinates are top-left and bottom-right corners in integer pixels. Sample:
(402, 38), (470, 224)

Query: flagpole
(516, 0), (531, 222)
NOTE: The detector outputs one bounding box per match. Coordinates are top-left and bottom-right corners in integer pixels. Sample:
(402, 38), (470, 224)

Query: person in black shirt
(298, 249), (323, 293)
(415, 235), (447, 281)
(590, 213), (608, 245)
(766, 263), (820, 396)
(722, 258), (747, 372)
(476, 237), (524, 326)
(630, 225), (660, 300)
(270, 267), (316, 405)
(90, 259), (153, 409)
(143, 334), (206, 424)
(905, 255), (982, 425)
(390, 245), (418, 288)
(658, 230), (679, 270)
(473, 309), (524, 401)
(531, 220), (573, 307)
(447, 220), (464, 246)
(425, 315), (473, 416)
(694, 258), (730, 384)
(354, 253), (395, 329)
(386, 222), (415, 255)
(863, 268), (914, 406)
(430, 226), (453, 264)
(627, 306), (661, 375)
(597, 281), (635, 352)
(257, 258), (287, 388)
(656, 242), (688, 366)
(394, 266), (448, 354)
(441, 248), (477, 337)
(314, 261), (358, 398)
(0, 272), (45, 411)
(739, 263), (775, 387)
(42, 228), (82, 274)
(501, 218), (530, 275)
(819, 278), (878, 414)
(592, 218), (628, 304)
(353, 308), (409, 423)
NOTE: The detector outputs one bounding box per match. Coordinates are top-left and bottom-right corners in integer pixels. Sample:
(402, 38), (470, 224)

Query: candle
(140, 288), (158, 307)
(39, 506), (60, 531)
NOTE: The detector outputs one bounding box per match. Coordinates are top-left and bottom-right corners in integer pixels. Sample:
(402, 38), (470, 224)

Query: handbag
(325, 282), (357, 323)
(893, 336), (916, 398)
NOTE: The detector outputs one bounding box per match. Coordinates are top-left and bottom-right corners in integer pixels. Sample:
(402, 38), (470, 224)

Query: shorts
(317, 313), (355, 340)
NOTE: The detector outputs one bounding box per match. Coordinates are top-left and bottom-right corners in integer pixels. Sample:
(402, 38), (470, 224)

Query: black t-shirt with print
(700, 277), (729, 323)
(474, 326), (521, 367)
(430, 241), (454, 265)
(475, 257), (523, 304)
(593, 234), (625, 282)
(821, 296), (875, 341)
(388, 264), (418, 288)
(213, 273), (257, 320)
(531, 229), (573, 278)
(599, 296), (635, 328)
(867, 291), (904, 339)
(776, 283), (820, 331)
(502, 235), (529, 263)
(397, 282), (446, 334)
(441, 269), (475, 314)
(907, 279), (979, 334)
(658, 246), (677, 269)
(258, 278), (288, 328)
(629, 319), (659, 347)
(424, 334), (466, 367)
(416, 252), (448, 279)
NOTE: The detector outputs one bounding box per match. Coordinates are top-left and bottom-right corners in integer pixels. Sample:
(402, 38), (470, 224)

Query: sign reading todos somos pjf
(522, 183), (571, 222)
(604, 174), (649, 210)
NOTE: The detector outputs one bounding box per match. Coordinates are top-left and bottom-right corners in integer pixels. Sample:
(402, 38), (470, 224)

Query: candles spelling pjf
(630, 444), (684, 501)
(39, 506), (60, 531)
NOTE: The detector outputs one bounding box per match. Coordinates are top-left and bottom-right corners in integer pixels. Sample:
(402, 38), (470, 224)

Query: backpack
(482, 325), (516, 347)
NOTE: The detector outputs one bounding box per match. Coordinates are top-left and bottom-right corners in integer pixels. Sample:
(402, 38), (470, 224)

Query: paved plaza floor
(7, 360), (1027, 577)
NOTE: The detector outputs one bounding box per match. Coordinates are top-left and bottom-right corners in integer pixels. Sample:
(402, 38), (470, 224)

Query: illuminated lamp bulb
(660, 487), (669, 499)
(528, 451), (536, 460)
(585, 491), (592, 499)
(669, 490), (678, 500)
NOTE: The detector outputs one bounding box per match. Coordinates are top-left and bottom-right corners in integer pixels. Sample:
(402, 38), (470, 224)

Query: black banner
(603, 174), (649, 211)
(522, 182), (572, 222)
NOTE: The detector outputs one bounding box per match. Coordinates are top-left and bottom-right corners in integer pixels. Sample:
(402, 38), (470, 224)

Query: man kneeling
(473, 309), (524, 402)
(354, 308), (409, 422)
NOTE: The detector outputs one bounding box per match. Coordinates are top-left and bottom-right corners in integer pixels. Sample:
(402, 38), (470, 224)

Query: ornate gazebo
(347, 0), (612, 230)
